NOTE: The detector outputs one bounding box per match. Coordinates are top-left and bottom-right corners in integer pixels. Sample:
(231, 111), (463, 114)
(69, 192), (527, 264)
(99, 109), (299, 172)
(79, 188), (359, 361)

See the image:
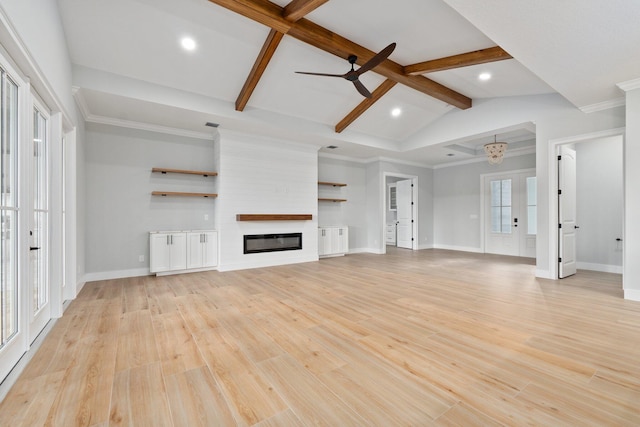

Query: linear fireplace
(243, 233), (303, 254)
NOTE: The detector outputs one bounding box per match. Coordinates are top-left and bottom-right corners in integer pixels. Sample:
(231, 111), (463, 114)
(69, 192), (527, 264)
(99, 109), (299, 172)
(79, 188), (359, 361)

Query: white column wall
(623, 87), (640, 300)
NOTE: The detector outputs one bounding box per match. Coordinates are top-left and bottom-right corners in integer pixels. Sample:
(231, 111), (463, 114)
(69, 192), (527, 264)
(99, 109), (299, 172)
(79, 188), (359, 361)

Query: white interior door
(520, 174), (537, 258)
(29, 100), (50, 341)
(559, 146), (577, 278)
(396, 179), (413, 249)
(485, 171), (536, 257)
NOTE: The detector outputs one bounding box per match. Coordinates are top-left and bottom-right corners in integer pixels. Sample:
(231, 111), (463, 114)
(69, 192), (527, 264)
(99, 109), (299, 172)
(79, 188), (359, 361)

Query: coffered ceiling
(58, 0), (640, 166)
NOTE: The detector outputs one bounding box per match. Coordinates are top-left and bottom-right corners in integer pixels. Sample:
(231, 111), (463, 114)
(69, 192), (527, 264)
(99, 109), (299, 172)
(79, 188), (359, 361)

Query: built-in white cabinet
(150, 230), (217, 275)
(187, 231), (218, 269)
(318, 226), (348, 257)
(388, 183), (397, 211)
(150, 232), (187, 273)
(386, 224), (397, 245)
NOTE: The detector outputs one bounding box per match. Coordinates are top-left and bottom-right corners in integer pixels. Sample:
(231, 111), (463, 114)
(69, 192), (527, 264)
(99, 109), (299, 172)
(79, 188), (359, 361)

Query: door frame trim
(480, 168), (535, 255)
(547, 127), (625, 280)
(381, 172), (418, 254)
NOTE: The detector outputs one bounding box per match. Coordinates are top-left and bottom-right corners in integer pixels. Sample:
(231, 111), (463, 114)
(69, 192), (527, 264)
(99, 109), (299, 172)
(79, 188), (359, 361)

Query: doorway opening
(382, 172), (418, 254)
(549, 129), (625, 280)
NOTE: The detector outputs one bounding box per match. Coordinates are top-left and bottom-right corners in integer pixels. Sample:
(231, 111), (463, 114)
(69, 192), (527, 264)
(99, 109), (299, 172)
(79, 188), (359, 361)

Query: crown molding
(72, 87), (215, 140)
(579, 97), (626, 113)
(432, 147), (536, 170)
(617, 78), (640, 92)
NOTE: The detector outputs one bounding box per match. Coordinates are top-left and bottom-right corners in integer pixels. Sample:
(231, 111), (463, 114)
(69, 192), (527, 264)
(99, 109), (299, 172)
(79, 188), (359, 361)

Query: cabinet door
(187, 232), (204, 269)
(169, 233), (187, 271)
(202, 231), (218, 267)
(337, 227), (349, 253)
(318, 228), (330, 256)
(150, 233), (171, 273)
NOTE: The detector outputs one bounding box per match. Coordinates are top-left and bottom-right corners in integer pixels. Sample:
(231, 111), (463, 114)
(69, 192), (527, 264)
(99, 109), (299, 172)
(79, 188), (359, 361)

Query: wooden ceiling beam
(236, 29), (284, 111)
(234, 0), (327, 111)
(207, 0), (472, 110)
(335, 79), (397, 133)
(207, 0), (292, 33)
(283, 0), (329, 22)
(288, 19), (471, 109)
(404, 46), (512, 75)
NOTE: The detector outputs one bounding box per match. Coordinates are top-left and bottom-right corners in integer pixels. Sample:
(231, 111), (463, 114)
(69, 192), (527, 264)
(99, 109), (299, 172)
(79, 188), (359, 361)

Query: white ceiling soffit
(441, 0), (640, 108)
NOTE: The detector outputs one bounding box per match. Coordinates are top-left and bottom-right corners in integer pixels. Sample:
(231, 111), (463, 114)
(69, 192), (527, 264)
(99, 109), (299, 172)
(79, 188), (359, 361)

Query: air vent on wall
(205, 122), (219, 128)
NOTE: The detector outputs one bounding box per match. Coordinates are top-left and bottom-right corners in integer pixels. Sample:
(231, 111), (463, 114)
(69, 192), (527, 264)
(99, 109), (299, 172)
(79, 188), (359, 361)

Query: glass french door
(0, 65), (23, 382)
(29, 100), (50, 341)
(485, 171), (536, 258)
(0, 46), (55, 386)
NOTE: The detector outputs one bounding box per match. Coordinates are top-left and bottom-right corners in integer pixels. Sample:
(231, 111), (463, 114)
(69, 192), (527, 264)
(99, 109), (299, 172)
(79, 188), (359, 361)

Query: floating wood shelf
(318, 198), (347, 202)
(318, 181), (347, 187)
(152, 191), (218, 198)
(152, 167), (218, 177)
(236, 214), (312, 221)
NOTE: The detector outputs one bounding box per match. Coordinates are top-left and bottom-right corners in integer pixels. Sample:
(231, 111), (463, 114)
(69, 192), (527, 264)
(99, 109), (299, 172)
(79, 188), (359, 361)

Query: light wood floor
(2, 248), (640, 426)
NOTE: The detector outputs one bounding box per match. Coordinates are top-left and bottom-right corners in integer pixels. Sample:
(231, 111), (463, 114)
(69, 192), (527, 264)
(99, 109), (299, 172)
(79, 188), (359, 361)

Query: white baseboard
(348, 247), (372, 254)
(418, 243), (434, 250)
(76, 280), (86, 295)
(624, 288), (640, 302)
(535, 269), (553, 279)
(155, 266), (218, 276)
(577, 262), (623, 274)
(350, 247), (384, 254)
(83, 268), (150, 283)
(432, 244), (483, 253)
(0, 317), (58, 402)
(217, 255), (318, 272)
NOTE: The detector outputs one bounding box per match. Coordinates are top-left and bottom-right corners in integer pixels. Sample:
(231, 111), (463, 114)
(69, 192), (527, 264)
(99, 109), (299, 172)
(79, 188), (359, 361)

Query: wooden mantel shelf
(318, 181), (347, 187)
(152, 167), (218, 177)
(152, 191), (218, 198)
(318, 198), (347, 202)
(236, 214), (313, 221)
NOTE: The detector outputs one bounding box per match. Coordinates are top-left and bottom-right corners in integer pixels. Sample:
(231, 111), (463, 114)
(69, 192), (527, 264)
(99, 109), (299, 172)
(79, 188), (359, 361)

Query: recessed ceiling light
(478, 72), (492, 81)
(181, 37), (197, 51)
(446, 153), (455, 157)
(391, 107), (402, 117)
(326, 145), (338, 149)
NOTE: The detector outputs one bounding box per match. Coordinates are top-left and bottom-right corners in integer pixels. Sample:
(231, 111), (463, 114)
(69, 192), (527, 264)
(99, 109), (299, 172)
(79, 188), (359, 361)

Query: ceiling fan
(295, 42), (396, 98)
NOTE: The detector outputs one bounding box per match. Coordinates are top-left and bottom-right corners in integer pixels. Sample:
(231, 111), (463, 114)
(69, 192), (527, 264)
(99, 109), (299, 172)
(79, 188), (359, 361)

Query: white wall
(575, 136), (623, 272)
(622, 86), (640, 300)
(84, 123), (217, 279)
(0, 1), (74, 119)
(434, 153), (536, 251)
(217, 130), (319, 271)
(318, 156), (368, 252)
(536, 106), (625, 278)
(73, 104), (86, 290)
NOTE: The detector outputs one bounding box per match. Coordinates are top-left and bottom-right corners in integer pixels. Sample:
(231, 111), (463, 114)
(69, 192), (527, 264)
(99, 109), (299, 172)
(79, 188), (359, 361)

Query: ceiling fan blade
(352, 79), (372, 98)
(295, 71), (345, 78)
(356, 42), (396, 76)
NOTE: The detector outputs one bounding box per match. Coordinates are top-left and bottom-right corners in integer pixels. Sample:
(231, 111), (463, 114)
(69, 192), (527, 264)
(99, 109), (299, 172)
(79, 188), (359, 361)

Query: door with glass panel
(29, 100), (50, 341)
(485, 171), (536, 257)
(0, 65), (23, 382)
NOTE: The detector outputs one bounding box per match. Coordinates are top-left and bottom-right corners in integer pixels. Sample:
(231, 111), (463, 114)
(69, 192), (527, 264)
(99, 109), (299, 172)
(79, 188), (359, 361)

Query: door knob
(30, 246), (40, 251)
(574, 225), (580, 229)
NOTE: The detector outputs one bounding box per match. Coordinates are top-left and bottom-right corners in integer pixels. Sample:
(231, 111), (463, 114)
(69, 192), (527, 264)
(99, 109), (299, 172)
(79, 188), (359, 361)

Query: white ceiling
(58, 0), (639, 166)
